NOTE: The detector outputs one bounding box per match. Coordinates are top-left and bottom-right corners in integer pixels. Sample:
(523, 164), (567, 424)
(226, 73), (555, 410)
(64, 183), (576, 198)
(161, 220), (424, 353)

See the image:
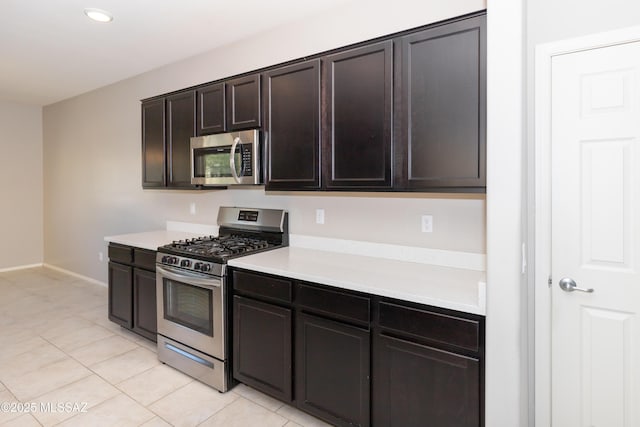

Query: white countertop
(104, 221), (217, 251)
(104, 230), (203, 251)
(104, 224), (486, 315)
(228, 247), (486, 315)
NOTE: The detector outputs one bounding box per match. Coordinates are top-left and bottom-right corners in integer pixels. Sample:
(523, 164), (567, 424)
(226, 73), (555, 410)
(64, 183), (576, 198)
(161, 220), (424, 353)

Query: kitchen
(1, 0), (640, 426)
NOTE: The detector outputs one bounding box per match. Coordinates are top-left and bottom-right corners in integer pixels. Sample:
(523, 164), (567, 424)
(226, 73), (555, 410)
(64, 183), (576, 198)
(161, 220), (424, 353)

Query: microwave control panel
(241, 144), (252, 176)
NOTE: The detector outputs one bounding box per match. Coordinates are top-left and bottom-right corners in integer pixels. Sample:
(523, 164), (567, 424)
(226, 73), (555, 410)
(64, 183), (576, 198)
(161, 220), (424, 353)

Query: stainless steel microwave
(190, 130), (260, 186)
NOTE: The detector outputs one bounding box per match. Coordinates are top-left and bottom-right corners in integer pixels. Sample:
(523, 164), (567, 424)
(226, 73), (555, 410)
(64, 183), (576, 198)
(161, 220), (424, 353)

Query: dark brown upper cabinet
(141, 98), (166, 188)
(196, 82), (226, 136)
(141, 90), (197, 189)
(395, 15), (486, 191)
(166, 90), (197, 188)
(142, 12), (485, 193)
(226, 74), (261, 131)
(264, 60), (321, 190)
(323, 41), (393, 190)
(198, 76), (261, 135)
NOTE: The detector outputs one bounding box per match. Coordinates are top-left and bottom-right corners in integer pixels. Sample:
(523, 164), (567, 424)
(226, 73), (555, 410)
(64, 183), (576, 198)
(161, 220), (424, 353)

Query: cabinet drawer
(297, 283), (370, 325)
(233, 270), (292, 303)
(378, 301), (480, 353)
(133, 248), (156, 271)
(108, 244), (133, 264)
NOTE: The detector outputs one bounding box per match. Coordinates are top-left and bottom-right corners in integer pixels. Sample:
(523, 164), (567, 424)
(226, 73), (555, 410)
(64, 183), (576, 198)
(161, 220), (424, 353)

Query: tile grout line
(1, 268), (328, 427)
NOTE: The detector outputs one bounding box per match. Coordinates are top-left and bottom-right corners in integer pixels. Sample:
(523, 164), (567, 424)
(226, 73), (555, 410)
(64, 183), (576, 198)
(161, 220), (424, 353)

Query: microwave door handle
(229, 136), (242, 184)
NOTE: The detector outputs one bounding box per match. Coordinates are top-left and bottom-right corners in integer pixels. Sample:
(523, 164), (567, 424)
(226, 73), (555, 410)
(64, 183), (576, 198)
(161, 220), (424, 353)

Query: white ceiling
(0, 0), (354, 106)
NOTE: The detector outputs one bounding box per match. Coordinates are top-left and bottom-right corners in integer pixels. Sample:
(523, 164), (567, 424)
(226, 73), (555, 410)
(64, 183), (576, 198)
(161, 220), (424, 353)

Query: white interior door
(551, 41), (640, 426)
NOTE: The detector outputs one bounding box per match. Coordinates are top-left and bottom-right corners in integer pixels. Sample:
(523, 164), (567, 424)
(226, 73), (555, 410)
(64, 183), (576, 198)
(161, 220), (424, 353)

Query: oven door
(156, 265), (224, 361)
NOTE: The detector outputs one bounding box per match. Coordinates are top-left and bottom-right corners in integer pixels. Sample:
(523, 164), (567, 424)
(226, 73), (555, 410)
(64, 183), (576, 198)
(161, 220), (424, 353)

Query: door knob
(559, 277), (594, 293)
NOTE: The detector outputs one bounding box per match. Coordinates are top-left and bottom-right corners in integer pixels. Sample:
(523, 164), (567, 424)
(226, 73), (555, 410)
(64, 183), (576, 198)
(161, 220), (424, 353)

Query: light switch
(316, 209), (325, 225)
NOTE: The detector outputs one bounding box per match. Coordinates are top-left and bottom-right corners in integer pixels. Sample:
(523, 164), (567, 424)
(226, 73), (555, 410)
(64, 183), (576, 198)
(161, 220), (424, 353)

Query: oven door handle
(156, 265), (221, 289)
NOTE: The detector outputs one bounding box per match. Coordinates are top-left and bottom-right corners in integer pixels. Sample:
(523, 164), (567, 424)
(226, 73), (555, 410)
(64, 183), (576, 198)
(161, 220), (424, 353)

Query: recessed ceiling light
(84, 8), (113, 23)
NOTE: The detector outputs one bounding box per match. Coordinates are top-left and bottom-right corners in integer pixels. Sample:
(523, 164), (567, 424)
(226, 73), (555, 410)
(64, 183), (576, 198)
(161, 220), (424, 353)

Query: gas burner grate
(166, 235), (272, 258)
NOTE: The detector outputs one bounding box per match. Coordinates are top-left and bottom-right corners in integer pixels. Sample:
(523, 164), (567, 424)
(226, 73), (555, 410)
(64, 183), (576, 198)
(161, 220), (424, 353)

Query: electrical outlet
(316, 209), (325, 225)
(421, 215), (433, 233)
(189, 202), (196, 215)
(98, 252), (104, 262)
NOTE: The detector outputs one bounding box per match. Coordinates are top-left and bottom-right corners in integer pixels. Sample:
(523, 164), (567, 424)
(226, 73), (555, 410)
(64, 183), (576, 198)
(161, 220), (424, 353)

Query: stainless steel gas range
(155, 206), (288, 392)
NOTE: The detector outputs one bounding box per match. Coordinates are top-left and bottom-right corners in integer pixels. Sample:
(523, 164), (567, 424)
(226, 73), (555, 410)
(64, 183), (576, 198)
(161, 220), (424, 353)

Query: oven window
(163, 279), (214, 336)
(193, 147), (241, 178)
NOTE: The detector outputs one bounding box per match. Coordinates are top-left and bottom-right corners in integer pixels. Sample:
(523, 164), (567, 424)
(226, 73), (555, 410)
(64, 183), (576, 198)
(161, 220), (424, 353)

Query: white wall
(485, 0), (526, 426)
(0, 100), (43, 270)
(528, 0), (640, 45)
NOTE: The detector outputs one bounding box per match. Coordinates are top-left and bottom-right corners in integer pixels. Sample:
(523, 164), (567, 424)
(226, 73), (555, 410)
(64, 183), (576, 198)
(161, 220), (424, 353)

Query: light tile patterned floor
(0, 267), (331, 427)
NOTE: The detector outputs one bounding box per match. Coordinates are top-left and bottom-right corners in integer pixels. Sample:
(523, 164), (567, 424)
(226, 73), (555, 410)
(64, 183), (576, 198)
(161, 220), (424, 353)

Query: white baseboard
(43, 264), (108, 288)
(0, 263), (44, 273)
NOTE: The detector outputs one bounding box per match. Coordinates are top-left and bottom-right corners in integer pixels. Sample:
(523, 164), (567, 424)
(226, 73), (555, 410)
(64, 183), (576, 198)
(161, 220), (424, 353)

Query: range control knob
(180, 259), (191, 268)
(194, 262), (202, 270)
(165, 256), (178, 265)
(201, 263), (211, 272)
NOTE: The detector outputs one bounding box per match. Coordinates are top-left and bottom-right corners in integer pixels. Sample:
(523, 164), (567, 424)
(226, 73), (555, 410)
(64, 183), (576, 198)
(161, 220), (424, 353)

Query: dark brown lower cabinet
(108, 261), (133, 328)
(233, 295), (292, 402)
(230, 268), (484, 427)
(132, 268), (157, 341)
(296, 313), (370, 427)
(107, 244), (157, 342)
(372, 334), (480, 427)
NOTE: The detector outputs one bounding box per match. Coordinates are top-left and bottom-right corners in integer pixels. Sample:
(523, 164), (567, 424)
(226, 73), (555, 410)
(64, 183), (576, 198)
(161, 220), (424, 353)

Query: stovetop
(157, 233), (284, 277)
(159, 234), (279, 261)
(156, 207), (288, 276)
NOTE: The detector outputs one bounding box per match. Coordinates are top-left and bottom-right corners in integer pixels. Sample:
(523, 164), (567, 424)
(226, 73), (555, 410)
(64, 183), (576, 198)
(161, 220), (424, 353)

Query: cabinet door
(141, 99), (166, 188)
(196, 83), (226, 135)
(264, 60), (321, 190)
(108, 262), (133, 328)
(226, 74), (261, 131)
(296, 312), (370, 427)
(233, 296), (292, 401)
(323, 41), (393, 189)
(373, 333), (480, 427)
(396, 15), (486, 190)
(166, 90), (196, 188)
(132, 268), (157, 342)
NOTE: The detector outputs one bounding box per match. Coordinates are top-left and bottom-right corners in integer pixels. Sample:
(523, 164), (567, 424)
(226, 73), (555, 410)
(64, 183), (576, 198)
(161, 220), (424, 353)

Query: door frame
(534, 25), (640, 427)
